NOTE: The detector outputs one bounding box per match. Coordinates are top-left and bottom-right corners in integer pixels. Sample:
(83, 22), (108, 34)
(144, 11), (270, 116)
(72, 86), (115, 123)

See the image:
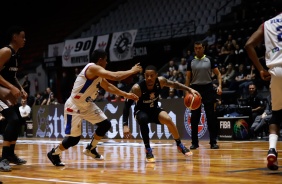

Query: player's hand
(260, 70), (271, 81)
(188, 89), (201, 99)
(131, 63), (142, 74)
(21, 89), (28, 100)
(123, 125), (132, 139)
(125, 93), (139, 101)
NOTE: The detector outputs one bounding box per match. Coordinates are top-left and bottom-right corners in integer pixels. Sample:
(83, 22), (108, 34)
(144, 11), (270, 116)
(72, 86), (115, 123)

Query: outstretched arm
(159, 76), (201, 97)
(87, 63), (142, 82)
(100, 79), (139, 101)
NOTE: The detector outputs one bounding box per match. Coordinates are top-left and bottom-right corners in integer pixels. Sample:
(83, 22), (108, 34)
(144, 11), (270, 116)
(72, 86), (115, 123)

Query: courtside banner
(94, 34), (109, 51)
(109, 29), (138, 62)
(32, 99), (210, 140)
(48, 42), (64, 57)
(62, 37), (94, 67)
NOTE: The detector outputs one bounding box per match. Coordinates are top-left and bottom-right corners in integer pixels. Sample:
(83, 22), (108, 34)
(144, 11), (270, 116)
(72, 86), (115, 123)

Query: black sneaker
(211, 144), (219, 149)
(83, 144), (104, 160)
(267, 148), (278, 170)
(47, 148), (65, 166)
(7, 154), (27, 165)
(190, 144), (199, 149)
(177, 143), (193, 156)
(145, 148), (155, 163)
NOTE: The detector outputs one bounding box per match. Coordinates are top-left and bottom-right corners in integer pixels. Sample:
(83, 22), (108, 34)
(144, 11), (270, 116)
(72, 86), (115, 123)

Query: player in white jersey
(47, 49), (142, 166)
(245, 1), (282, 171)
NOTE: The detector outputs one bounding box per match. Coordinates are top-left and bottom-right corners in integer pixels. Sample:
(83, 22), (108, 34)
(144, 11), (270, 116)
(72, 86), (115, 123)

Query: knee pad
(95, 119), (111, 137)
(135, 111), (149, 126)
(269, 110), (282, 125)
(62, 136), (80, 149)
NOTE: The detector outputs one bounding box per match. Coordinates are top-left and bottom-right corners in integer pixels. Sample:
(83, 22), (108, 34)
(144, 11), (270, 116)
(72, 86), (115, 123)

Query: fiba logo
(184, 104), (208, 138)
(233, 119), (248, 139)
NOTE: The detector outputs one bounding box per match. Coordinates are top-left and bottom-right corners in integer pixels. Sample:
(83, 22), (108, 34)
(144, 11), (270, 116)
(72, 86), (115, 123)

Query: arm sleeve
(122, 98), (134, 126)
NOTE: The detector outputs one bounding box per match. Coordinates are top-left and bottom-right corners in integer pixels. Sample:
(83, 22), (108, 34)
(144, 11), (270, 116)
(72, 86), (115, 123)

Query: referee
(185, 41), (222, 149)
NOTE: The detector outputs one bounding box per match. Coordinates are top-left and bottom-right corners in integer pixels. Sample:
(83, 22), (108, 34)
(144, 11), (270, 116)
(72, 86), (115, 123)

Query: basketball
(184, 93), (201, 110)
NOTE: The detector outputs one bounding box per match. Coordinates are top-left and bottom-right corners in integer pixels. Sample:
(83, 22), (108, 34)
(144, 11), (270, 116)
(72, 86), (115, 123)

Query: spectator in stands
(202, 29), (216, 52)
(225, 34), (237, 48)
(22, 75), (30, 96)
(167, 88), (179, 99)
(238, 64), (256, 98)
(34, 92), (44, 105)
(19, 99), (31, 121)
(222, 63), (236, 90)
(178, 57), (187, 76)
(41, 87), (53, 105)
(47, 93), (58, 105)
(164, 59), (178, 79)
(250, 93), (271, 139)
(185, 49), (194, 63)
(242, 83), (265, 122)
(228, 63), (248, 91)
(176, 72), (185, 97)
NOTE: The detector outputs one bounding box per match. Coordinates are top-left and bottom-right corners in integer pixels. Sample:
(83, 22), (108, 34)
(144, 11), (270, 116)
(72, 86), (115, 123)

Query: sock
(269, 134), (278, 150)
(90, 139), (99, 150)
(175, 139), (181, 146)
(54, 146), (62, 155)
(10, 144), (15, 155)
(2, 146), (10, 159)
(145, 143), (151, 149)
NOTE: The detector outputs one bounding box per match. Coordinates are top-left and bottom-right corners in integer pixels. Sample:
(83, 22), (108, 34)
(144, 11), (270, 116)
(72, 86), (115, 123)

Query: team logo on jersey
(184, 104), (208, 138)
(113, 32), (133, 60)
(150, 92), (155, 99)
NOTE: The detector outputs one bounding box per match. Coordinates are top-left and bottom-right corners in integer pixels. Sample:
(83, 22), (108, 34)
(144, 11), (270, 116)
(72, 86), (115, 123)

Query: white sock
(269, 134), (278, 150)
(90, 139), (99, 150)
(54, 147), (62, 155)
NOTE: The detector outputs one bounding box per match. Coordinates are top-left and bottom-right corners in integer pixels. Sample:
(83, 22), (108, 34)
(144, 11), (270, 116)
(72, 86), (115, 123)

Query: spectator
(41, 87), (53, 105)
(22, 75), (30, 96)
(178, 57), (187, 76)
(250, 93), (271, 139)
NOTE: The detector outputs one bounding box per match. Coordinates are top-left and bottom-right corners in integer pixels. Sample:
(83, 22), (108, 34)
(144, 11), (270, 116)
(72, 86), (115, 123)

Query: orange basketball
(184, 93), (201, 110)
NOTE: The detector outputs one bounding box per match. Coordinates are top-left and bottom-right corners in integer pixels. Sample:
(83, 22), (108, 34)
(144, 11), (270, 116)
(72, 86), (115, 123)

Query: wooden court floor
(0, 138), (281, 184)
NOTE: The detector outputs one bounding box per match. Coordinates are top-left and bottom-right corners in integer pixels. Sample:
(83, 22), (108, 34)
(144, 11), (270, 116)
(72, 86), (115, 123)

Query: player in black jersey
(122, 65), (200, 162)
(0, 26), (28, 172)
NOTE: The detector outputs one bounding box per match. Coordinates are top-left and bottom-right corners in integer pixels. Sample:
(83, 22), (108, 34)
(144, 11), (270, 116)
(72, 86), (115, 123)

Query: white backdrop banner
(94, 34), (109, 51)
(109, 29), (138, 62)
(62, 37), (94, 67)
(48, 42), (64, 57)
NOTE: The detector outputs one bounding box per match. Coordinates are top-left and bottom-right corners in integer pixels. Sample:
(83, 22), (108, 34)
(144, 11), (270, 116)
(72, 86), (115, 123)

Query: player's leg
(82, 102), (109, 160)
(135, 110), (155, 162)
(158, 110), (192, 156)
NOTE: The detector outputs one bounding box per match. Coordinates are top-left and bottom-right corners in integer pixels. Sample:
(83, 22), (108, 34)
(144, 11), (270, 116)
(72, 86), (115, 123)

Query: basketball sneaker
(178, 143), (193, 156)
(7, 154), (27, 165)
(0, 159), (11, 172)
(47, 148), (65, 166)
(83, 144), (104, 160)
(267, 148), (278, 170)
(145, 148), (155, 163)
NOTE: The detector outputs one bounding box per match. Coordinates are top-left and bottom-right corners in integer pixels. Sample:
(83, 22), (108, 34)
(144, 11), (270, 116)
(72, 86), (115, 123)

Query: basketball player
(185, 41), (222, 150)
(244, 1), (282, 170)
(122, 65), (200, 162)
(0, 26), (28, 172)
(47, 49), (142, 166)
